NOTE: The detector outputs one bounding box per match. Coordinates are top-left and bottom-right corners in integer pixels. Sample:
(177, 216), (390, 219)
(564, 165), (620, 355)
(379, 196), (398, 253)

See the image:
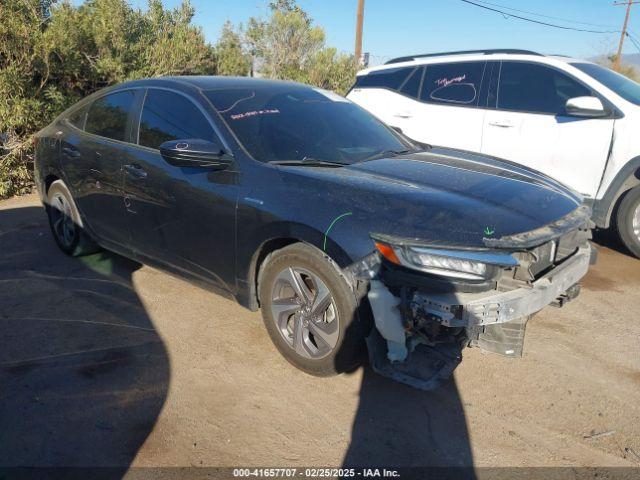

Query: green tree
(0, 0), (56, 196)
(303, 48), (358, 95)
(246, 7), (324, 81)
(245, 0), (356, 93)
(0, 0), (356, 199)
(216, 21), (251, 76)
(141, 0), (216, 77)
(0, 0), (217, 198)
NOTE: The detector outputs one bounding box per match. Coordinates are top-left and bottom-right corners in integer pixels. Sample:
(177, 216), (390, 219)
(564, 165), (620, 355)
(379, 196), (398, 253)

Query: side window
(138, 89), (214, 149)
(420, 62), (486, 106)
(67, 105), (88, 130)
(85, 91), (135, 141)
(497, 62), (593, 115)
(399, 67), (424, 99)
(353, 67), (415, 91)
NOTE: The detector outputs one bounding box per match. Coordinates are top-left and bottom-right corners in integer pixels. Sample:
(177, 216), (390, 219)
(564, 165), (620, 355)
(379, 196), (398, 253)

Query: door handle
(488, 120), (515, 128)
(393, 112), (413, 119)
(62, 147), (81, 158)
(124, 163), (148, 179)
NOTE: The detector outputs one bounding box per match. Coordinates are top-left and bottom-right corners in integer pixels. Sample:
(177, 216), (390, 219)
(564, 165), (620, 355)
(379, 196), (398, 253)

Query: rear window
(85, 91), (135, 142)
(399, 67), (424, 99)
(67, 105), (88, 130)
(420, 62), (486, 106)
(353, 67), (415, 90)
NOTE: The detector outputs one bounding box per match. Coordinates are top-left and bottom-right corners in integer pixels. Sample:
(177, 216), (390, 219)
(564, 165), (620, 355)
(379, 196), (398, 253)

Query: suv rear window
(420, 62), (486, 106)
(353, 67), (415, 90)
(85, 90), (135, 142)
(399, 67), (424, 99)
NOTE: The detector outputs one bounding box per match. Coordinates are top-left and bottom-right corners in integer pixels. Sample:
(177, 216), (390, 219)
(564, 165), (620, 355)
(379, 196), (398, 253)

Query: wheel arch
(236, 222), (354, 311)
(44, 174), (60, 195)
(593, 155), (640, 229)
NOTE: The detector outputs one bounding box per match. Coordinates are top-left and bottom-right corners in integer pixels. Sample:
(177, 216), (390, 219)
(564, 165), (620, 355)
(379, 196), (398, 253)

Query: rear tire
(46, 179), (99, 257)
(616, 186), (640, 259)
(258, 243), (366, 376)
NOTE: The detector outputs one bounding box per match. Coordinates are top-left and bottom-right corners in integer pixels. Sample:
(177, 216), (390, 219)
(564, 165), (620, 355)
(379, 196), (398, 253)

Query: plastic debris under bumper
(366, 328), (462, 391)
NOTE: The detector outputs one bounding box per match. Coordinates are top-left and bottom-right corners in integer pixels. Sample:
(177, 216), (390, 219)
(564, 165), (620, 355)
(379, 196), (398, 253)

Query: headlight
(373, 238), (518, 281)
(401, 248), (488, 279)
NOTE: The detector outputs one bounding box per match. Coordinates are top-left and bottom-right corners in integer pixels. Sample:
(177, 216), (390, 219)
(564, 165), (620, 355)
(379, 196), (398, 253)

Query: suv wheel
(616, 186), (640, 258)
(258, 243), (365, 376)
(47, 179), (99, 256)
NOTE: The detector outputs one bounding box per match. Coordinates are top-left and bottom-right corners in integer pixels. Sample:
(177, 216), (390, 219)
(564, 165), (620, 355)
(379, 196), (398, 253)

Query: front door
(124, 88), (239, 291)
(481, 61), (614, 197)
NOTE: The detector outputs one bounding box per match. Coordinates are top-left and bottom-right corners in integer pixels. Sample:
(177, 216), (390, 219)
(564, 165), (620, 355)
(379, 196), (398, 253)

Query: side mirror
(159, 139), (232, 169)
(565, 96), (607, 118)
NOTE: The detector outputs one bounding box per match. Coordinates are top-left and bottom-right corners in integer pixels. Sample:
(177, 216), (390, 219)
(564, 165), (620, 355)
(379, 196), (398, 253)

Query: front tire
(616, 186), (640, 259)
(46, 179), (99, 256)
(258, 243), (365, 376)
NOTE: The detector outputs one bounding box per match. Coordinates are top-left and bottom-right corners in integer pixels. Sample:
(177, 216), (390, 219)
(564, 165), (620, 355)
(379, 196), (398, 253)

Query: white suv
(347, 49), (640, 257)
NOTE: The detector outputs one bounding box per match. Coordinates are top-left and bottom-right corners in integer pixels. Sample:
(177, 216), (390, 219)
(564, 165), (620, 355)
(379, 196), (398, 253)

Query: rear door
(124, 88), (239, 290)
(408, 61), (489, 152)
(481, 61), (615, 197)
(349, 61), (490, 152)
(64, 90), (137, 246)
(348, 65), (419, 131)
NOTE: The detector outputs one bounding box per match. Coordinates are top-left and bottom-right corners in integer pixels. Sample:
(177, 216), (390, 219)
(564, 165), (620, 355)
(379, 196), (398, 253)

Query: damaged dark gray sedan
(34, 76), (595, 389)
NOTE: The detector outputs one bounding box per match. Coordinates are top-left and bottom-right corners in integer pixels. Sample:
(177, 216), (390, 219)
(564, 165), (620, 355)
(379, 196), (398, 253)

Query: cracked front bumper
(413, 244), (593, 328)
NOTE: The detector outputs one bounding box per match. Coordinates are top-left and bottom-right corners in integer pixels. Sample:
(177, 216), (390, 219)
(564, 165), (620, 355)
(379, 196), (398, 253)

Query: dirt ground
(1, 193), (639, 472)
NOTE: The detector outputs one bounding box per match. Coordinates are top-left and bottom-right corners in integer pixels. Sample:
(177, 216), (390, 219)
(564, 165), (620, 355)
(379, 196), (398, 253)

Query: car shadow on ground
(0, 205), (170, 475)
(338, 288), (475, 475)
(592, 227), (634, 257)
(342, 368), (474, 475)
(1, 203), (474, 477)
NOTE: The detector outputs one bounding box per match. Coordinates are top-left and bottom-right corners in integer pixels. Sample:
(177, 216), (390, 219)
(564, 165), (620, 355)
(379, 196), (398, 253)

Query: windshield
(571, 62), (640, 106)
(205, 86), (411, 164)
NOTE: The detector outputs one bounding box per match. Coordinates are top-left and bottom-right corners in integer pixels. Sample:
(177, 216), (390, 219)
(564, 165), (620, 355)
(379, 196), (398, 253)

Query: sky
(85, 0), (640, 65)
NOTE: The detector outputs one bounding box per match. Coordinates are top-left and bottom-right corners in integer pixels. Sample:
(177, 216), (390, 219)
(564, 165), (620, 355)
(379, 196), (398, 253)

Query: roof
(115, 75), (309, 92)
(360, 50), (589, 75)
(384, 49), (543, 64)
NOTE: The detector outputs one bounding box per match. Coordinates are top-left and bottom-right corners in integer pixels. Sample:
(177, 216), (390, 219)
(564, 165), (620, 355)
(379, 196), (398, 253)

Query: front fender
(235, 217), (375, 311)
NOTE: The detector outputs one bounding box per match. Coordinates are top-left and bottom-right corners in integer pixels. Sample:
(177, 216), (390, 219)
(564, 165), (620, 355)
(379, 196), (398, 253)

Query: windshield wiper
(269, 157), (349, 167)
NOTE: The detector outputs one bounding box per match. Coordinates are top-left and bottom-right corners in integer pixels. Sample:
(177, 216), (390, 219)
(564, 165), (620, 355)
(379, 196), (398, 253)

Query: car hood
(276, 147), (585, 256)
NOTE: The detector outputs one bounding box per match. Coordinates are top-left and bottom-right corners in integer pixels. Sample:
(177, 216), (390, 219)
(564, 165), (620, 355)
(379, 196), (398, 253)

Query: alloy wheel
(634, 203), (640, 243)
(50, 192), (76, 248)
(270, 267), (339, 359)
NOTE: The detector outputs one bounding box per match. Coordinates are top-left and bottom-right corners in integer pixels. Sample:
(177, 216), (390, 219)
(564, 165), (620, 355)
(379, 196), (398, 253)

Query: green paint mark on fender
(323, 212), (353, 251)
